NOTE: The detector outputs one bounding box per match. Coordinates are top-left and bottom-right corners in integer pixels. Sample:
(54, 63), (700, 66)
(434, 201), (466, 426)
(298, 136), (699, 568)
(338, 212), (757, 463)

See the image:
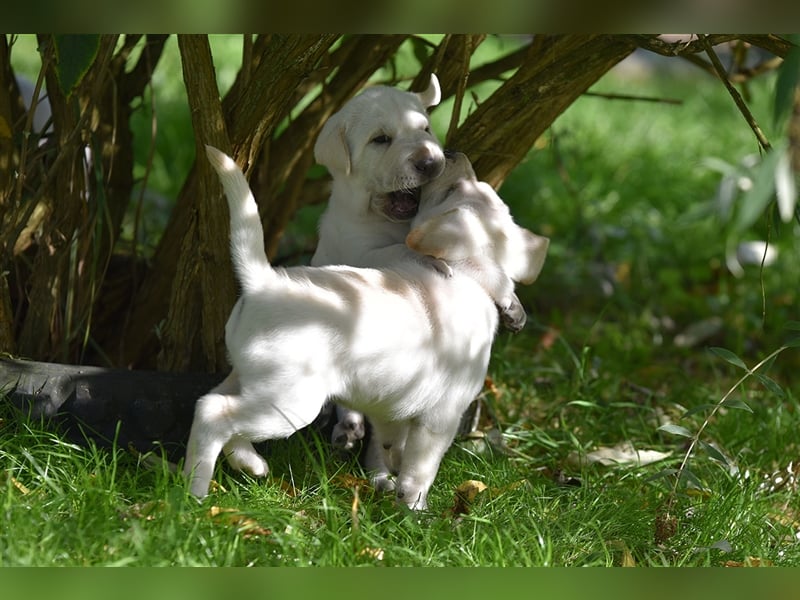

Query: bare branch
(699, 34), (771, 153)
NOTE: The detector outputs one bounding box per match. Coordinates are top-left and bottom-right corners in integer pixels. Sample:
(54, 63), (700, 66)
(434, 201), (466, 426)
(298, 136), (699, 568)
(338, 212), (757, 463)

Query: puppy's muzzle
(414, 155), (443, 178)
(384, 188), (421, 221)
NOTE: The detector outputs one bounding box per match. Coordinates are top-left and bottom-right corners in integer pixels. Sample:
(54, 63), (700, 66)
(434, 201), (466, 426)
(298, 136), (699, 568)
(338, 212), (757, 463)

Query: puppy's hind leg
(223, 436), (268, 478)
(184, 374), (241, 497)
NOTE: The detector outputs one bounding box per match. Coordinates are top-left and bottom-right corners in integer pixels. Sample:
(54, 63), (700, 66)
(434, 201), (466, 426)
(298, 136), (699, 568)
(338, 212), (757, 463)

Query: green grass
(4, 38), (800, 566)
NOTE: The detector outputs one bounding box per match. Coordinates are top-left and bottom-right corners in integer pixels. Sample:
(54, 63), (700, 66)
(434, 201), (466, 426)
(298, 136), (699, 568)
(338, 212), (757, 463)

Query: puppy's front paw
(499, 294), (527, 332)
(371, 472), (396, 493)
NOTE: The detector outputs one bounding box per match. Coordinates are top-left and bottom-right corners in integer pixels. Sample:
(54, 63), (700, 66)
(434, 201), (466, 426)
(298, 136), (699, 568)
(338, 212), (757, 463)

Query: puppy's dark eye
(371, 134), (392, 145)
(424, 126), (431, 134)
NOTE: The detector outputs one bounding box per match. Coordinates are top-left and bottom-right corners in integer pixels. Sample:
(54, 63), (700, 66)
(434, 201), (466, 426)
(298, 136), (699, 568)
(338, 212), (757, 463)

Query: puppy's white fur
(184, 147), (548, 509)
(312, 75), (446, 449)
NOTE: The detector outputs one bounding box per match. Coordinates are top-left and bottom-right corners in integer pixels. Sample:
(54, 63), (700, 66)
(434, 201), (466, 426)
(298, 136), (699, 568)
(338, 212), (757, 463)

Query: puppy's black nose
(414, 155), (439, 176)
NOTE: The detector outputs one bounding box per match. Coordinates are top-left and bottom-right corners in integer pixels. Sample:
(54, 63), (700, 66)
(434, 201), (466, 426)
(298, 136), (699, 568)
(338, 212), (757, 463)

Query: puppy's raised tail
(205, 145), (273, 294)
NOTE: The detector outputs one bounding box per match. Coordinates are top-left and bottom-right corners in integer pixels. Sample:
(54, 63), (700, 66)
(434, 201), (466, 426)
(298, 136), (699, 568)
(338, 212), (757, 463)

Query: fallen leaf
(208, 506), (271, 538)
(124, 500), (166, 521)
(673, 317), (723, 348)
(484, 376), (502, 402)
(332, 473), (370, 489)
(358, 547), (385, 561)
(539, 328), (560, 351)
(724, 557), (773, 567)
(608, 540), (636, 566)
(270, 476), (297, 497)
(569, 441), (671, 467)
(451, 479), (488, 515)
(8, 474), (31, 495)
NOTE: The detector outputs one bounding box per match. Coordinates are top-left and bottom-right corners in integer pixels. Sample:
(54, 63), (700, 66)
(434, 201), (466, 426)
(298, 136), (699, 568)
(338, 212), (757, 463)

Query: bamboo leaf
(735, 148), (781, 232)
(679, 466), (705, 490)
(658, 424), (693, 438)
(773, 35), (800, 128)
(784, 336), (800, 348)
(709, 347), (748, 370)
(754, 373), (786, 398)
(646, 468), (679, 483)
(775, 149), (797, 223)
(683, 403), (718, 418)
(699, 440), (729, 465)
(53, 34), (101, 96)
(721, 397), (753, 412)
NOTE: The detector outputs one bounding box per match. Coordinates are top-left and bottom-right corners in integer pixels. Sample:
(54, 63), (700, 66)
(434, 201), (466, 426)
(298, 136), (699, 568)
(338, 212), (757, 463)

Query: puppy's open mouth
(383, 188), (421, 221)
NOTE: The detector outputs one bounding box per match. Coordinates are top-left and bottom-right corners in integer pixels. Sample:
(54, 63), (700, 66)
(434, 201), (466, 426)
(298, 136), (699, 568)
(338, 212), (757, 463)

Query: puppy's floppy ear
(314, 115), (351, 175)
(416, 74), (441, 109)
(406, 207), (490, 261)
(505, 230), (549, 285)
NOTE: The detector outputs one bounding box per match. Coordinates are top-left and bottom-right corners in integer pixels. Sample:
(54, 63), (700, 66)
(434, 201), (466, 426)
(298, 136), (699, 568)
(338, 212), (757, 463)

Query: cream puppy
(312, 75), (447, 451)
(184, 147), (548, 509)
(311, 74), (445, 269)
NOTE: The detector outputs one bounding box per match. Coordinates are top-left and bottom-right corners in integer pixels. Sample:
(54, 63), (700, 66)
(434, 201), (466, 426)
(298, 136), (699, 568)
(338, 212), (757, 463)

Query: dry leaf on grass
(608, 540), (636, 566)
(331, 473), (370, 489)
(123, 500), (167, 521)
(207, 506), (271, 538)
(569, 441), (671, 468)
(724, 557), (773, 567)
(358, 547), (385, 561)
(6, 474), (31, 495)
(451, 479), (488, 516)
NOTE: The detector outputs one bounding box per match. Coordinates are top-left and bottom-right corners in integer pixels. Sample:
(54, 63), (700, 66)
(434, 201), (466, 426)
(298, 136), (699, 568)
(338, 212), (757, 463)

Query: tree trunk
(16, 35), (119, 362)
(449, 35), (639, 188)
(119, 35), (339, 370)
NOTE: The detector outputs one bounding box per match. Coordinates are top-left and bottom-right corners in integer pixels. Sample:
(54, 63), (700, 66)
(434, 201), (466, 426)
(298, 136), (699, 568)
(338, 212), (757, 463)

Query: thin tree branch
(699, 34), (771, 153)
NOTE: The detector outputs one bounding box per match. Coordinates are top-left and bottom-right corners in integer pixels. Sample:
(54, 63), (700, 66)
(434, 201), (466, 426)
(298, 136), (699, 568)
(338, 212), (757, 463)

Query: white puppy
(184, 147), (548, 509)
(312, 75), (447, 451)
(311, 74), (445, 269)
(311, 75), (525, 450)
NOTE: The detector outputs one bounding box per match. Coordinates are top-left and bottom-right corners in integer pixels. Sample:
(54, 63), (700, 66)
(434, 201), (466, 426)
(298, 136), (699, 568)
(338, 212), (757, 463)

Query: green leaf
(658, 424), (693, 438)
(53, 34), (101, 96)
(735, 147), (782, 232)
(699, 440), (729, 465)
(773, 35), (800, 128)
(679, 466), (705, 490)
(682, 403), (718, 418)
(754, 373), (786, 398)
(784, 336), (800, 348)
(721, 397), (753, 413)
(784, 321), (800, 331)
(646, 468), (679, 483)
(709, 346), (747, 370)
(775, 149), (797, 223)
